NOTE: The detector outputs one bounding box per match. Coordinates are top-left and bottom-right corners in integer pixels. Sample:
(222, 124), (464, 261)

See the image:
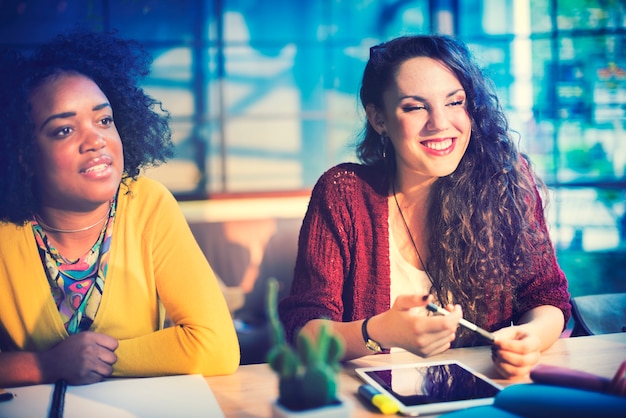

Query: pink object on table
(531, 361), (626, 397)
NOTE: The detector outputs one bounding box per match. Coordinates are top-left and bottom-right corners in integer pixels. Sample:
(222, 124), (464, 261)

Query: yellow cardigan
(0, 177), (240, 376)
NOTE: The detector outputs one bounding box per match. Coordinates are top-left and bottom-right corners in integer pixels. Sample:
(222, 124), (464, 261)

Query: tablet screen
(356, 361), (501, 415)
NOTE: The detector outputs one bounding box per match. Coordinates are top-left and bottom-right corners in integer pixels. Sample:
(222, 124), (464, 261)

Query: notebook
(0, 374), (224, 418)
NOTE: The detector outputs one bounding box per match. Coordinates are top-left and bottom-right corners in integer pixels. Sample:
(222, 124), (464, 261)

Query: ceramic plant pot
(271, 395), (352, 418)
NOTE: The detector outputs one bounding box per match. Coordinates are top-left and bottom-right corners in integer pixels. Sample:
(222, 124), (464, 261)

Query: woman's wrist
(518, 305), (565, 350)
(365, 314), (392, 351)
(36, 349), (58, 384)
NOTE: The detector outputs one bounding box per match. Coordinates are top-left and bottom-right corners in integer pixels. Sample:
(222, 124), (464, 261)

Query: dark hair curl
(357, 35), (552, 345)
(0, 30), (173, 224)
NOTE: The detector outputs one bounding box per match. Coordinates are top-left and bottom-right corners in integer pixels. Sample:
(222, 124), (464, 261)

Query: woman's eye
(403, 105), (425, 112)
(100, 116), (114, 126)
(53, 127), (72, 137)
(448, 100), (465, 107)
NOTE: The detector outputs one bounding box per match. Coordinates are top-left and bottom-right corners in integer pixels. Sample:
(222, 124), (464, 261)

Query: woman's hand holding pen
(491, 325), (542, 379)
(373, 294), (460, 357)
(39, 332), (119, 385)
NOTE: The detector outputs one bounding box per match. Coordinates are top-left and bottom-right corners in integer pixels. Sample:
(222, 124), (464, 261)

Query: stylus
(426, 303), (495, 343)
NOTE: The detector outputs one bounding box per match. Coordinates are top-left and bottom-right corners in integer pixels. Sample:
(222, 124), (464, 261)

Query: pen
(48, 379), (67, 418)
(426, 302), (495, 343)
(358, 384), (400, 415)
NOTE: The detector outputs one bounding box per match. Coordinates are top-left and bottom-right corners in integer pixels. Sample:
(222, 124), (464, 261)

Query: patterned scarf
(33, 198), (117, 335)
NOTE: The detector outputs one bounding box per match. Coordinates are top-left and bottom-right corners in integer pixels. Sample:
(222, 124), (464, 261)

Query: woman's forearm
(300, 318), (372, 361)
(518, 305), (565, 351)
(0, 351), (46, 387)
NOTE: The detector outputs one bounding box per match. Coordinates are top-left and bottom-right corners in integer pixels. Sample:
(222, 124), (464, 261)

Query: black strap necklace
(391, 180), (432, 281)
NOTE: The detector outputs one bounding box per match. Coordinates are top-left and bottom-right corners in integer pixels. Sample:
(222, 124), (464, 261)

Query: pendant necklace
(391, 180), (432, 282)
(392, 179), (440, 318)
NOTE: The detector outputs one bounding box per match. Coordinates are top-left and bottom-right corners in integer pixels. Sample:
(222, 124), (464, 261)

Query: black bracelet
(362, 317), (384, 353)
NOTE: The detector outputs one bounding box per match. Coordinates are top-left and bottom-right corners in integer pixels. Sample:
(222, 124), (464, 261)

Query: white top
(388, 220), (433, 353)
(389, 220), (431, 311)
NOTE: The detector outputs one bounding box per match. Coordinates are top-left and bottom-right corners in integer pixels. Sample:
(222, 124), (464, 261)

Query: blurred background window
(1, 0), (624, 298)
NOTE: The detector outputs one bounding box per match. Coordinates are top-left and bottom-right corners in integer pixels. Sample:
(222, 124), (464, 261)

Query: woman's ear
(365, 104), (385, 135)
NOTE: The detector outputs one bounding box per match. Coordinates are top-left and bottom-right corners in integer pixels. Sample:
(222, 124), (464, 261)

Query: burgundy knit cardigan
(278, 163), (571, 346)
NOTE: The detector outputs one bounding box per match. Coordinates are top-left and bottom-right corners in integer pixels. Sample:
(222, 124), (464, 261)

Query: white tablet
(355, 360), (502, 416)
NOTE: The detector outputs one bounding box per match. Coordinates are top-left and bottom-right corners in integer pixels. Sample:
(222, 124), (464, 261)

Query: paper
(0, 374), (224, 418)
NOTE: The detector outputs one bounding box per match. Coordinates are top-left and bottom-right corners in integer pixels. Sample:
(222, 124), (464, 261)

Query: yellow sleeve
(103, 178), (240, 377)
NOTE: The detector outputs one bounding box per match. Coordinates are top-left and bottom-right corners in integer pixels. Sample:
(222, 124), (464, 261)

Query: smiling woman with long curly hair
(279, 35), (571, 379)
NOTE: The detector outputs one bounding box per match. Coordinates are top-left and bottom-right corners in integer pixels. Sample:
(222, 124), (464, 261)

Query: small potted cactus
(265, 278), (351, 417)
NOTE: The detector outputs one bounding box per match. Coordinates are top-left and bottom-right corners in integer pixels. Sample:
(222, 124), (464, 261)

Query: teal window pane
(557, 0), (626, 30)
(459, 0), (514, 36)
(222, 1), (322, 44)
(530, 0), (553, 32)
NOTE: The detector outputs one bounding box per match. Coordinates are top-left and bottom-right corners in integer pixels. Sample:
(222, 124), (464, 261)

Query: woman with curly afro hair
(0, 30), (239, 386)
(279, 35), (571, 379)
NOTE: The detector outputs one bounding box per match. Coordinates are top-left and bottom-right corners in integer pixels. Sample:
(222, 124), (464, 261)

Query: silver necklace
(36, 205), (110, 234)
(392, 181), (430, 276)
